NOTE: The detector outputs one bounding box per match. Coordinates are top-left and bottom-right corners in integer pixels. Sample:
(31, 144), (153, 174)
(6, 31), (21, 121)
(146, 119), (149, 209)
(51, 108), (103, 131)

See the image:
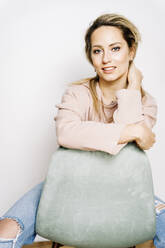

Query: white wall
(0, 0), (164, 242)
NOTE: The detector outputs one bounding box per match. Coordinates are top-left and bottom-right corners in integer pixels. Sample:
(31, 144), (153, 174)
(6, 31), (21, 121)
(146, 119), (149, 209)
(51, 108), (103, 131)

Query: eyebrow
(92, 42), (122, 48)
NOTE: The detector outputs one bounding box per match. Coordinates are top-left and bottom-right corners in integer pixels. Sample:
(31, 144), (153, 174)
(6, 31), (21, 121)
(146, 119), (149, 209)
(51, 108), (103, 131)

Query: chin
(100, 70), (126, 83)
(101, 74), (119, 82)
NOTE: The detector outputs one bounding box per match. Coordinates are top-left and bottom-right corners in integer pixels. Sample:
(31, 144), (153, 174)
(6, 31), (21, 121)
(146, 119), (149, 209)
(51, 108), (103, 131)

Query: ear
(129, 45), (136, 61)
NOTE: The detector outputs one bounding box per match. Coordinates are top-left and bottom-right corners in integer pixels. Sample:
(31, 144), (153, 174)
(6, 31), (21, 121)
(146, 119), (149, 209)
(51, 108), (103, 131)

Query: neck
(98, 73), (128, 98)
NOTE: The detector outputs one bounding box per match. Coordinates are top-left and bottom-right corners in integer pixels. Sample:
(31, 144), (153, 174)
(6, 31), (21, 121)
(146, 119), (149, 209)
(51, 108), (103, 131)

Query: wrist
(127, 83), (141, 91)
(130, 123), (143, 141)
(118, 124), (140, 144)
(127, 123), (141, 141)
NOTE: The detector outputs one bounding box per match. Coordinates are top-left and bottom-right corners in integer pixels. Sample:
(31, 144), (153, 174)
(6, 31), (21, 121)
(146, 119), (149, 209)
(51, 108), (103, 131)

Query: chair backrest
(36, 142), (156, 248)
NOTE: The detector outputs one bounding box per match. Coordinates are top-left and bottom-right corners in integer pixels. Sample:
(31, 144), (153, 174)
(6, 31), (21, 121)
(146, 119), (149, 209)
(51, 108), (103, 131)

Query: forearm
(113, 89), (144, 125)
(127, 82), (141, 91)
(56, 116), (126, 155)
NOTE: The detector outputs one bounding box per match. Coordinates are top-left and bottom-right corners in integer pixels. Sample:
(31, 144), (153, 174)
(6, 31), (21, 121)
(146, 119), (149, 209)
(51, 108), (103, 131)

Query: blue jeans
(0, 182), (165, 248)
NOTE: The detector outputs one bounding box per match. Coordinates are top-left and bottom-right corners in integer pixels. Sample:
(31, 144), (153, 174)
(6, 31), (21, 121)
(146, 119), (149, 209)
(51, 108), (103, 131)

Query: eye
(93, 49), (102, 54)
(112, 46), (120, 52)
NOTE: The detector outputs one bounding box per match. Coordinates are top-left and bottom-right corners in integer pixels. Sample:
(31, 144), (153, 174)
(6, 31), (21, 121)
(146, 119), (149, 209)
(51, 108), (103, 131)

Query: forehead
(91, 26), (126, 46)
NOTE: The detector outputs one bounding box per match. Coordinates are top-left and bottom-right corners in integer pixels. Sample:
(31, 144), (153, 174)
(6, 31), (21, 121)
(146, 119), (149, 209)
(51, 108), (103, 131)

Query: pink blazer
(54, 80), (157, 155)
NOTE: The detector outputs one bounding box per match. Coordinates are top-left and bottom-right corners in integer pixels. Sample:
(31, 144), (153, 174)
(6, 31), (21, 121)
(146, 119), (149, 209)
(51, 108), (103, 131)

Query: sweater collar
(95, 81), (117, 108)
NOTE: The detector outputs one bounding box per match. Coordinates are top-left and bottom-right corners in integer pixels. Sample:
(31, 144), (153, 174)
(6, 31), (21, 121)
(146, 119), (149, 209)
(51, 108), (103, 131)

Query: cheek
(114, 53), (130, 70)
(91, 56), (101, 68)
(114, 51), (129, 63)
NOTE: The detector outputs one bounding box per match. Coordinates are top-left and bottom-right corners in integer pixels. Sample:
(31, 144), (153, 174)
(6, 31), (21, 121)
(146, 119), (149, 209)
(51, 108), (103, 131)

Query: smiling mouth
(102, 66), (116, 72)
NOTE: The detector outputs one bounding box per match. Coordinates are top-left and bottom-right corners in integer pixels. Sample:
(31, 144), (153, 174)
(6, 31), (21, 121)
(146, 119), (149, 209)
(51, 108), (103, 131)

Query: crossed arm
(54, 84), (157, 155)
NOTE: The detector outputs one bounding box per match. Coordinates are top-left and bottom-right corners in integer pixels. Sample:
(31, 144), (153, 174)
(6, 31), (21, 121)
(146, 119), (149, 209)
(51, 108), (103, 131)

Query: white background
(0, 0), (164, 242)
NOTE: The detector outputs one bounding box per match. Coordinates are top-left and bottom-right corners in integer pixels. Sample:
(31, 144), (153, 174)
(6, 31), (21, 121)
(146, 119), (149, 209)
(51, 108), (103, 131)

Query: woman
(0, 13), (164, 248)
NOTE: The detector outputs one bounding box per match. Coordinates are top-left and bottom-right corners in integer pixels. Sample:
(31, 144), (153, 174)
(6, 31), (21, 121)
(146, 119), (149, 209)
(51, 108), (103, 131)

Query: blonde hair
(69, 13), (146, 120)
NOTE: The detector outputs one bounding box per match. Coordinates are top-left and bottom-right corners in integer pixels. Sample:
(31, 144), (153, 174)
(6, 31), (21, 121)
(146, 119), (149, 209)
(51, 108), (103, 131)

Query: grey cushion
(36, 142), (156, 248)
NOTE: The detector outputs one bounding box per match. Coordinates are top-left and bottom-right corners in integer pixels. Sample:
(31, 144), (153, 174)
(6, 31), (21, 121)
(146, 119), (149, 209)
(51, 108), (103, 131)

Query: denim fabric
(0, 181), (44, 248)
(0, 181), (165, 248)
(154, 196), (165, 248)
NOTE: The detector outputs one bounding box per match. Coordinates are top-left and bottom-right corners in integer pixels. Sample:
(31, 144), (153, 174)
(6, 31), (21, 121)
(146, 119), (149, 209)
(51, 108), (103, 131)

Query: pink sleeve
(55, 86), (126, 155)
(113, 89), (158, 129)
(111, 88), (158, 154)
(55, 86), (157, 156)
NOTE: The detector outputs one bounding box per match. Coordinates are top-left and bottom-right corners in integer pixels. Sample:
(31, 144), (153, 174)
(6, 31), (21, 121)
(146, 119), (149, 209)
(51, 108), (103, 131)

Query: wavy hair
(69, 13), (145, 120)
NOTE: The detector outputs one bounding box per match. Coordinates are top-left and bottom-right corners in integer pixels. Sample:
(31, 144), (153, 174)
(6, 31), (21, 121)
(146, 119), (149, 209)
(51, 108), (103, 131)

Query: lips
(102, 66), (116, 71)
(102, 66), (116, 74)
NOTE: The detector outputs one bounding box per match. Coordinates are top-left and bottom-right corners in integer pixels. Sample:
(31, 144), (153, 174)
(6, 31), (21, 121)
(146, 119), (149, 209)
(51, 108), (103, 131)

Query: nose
(102, 50), (112, 64)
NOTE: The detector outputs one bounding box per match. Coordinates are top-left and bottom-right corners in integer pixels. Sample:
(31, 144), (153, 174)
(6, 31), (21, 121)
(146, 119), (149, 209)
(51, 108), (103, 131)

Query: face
(90, 26), (134, 83)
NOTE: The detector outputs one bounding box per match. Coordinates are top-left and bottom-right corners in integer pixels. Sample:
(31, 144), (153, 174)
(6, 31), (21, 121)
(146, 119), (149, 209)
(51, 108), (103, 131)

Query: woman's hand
(135, 122), (156, 150)
(127, 62), (143, 91)
(118, 123), (156, 150)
